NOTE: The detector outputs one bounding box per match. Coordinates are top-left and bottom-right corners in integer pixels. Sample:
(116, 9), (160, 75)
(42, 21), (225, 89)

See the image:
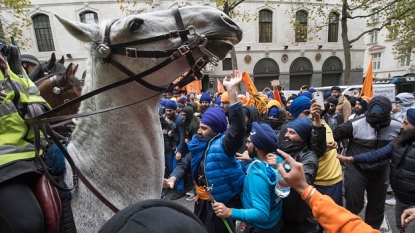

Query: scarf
(187, 135), (209, 176)
(365, 112), (391, 135)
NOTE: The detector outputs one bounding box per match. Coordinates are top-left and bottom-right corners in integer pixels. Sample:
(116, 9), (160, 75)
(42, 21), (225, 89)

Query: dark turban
(325, 96), (338, 106)
(165, 100), (177, 110)
(250, 122), (278, 152)
(407, 108), (415, 126)
(201, 107), (227, 134)
(331, 86), (341, 93)
(289, 117), (313, 142)
(289, 95), (311, 118)
(200, 93), (212, 103)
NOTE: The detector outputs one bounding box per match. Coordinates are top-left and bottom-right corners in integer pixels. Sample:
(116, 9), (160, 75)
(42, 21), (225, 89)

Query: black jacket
(390, 144), (415, 205)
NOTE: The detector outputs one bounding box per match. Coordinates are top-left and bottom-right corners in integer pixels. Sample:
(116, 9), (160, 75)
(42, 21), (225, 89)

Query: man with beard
(348, 97), (368, 120)
(163, 70), (246, 233)
(199, 92), (212, 114)
(331, 86), (352, 121)
(337, 108), (415, 233)
(164, 100), (187, 200)
(213, 122), (284, 233)
(181, 106), (200, 201)
(281, 115), (322, 232)
(333, 95), (401, 229)
(323, 96), (345, 153)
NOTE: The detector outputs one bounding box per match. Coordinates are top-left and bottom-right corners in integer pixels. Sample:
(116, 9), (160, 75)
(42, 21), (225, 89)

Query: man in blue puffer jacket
(213, 122), (284, 233)
(164, 70), (246, 233)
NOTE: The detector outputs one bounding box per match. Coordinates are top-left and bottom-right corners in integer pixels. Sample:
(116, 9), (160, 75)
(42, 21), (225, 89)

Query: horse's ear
(73, 64), (79, 75)
(47, 53), (56, 69)
(58, 55), (65, 64)
(55, 14), (98, 42)
(66, 63), (74, 80)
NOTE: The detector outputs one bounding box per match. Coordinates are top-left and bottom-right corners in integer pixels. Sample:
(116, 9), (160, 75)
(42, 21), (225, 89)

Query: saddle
(31, 174), (62, 233)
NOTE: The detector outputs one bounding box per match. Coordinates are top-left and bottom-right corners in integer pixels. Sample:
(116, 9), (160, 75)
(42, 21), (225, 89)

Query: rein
(25, 8), (219, 213)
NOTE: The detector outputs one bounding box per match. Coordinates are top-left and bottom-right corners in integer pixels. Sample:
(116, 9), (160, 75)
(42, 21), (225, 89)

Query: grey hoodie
(394, 92), (415, 122)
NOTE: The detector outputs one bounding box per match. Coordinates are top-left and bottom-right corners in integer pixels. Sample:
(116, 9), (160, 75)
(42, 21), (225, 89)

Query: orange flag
(186, 80), (201, 94)
(242, 71), (267, 116)
(217, 78), (225, 93)
(273, 86), (284, 108)
(362, 57), (374, 98)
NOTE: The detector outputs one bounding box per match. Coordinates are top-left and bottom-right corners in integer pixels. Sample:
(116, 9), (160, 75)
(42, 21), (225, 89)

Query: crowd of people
(160, 71), (415, 233)
(2, 45), (415, 232)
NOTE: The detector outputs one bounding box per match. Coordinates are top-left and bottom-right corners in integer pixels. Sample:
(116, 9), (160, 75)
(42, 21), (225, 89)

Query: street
(166, 184), (400, 233)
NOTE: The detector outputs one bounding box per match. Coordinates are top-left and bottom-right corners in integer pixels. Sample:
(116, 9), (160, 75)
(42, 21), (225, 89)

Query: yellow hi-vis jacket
(0, 66), (50, 167)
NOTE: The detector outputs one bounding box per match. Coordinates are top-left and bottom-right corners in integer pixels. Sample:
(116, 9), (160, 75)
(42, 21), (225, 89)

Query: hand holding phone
(312, 91), (325, 111)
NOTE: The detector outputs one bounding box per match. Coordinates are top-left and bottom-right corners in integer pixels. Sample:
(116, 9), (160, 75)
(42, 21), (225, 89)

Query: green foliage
(1, 0), (33, 49)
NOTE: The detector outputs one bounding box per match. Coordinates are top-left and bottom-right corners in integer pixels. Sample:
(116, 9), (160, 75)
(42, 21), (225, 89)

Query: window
(399, 49), (412, 67)
(222, 58), (232, 71)
(371, 12), (379, 22)
(328, 12), (339, 42)
(259, 10), (272, 43)
(370, 31), (378, 43)
(32, 14), (55, 52)
(295, 11), (308, 42)
(80, 11), (98, 24)
(372, 52), (382, 69)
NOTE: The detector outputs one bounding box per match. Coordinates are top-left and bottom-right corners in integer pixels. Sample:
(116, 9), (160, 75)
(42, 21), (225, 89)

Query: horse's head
(36, 63), (82, 115)
(55, 6), (242, 92)
(29, 52), (67, 82)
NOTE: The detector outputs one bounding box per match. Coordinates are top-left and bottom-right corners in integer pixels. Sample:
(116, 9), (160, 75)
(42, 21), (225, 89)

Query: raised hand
(222, 70), (242, 90)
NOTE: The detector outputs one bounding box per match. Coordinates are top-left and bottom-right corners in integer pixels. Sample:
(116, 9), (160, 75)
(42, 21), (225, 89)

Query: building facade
(4, 0), (368, 92)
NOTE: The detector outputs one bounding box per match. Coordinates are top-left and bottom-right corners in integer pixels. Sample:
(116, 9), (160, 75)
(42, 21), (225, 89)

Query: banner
(273, 86), (284, 108)
(361, 57), (374, 98)
(242, 71), (267, 116)
(217, 78), (225, 93)
(185, 80), (201, 94)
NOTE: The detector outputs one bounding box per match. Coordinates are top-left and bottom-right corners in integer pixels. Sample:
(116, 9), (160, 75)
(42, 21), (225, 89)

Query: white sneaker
(186, 193), (195, 201)
(385, 197), (396, 206)
(186, 191), (194, 196)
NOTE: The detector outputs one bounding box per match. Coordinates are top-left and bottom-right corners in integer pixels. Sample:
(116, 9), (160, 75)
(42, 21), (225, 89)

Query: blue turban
(289, 117), (313, 142)
(323, 90), (331, 99)
(165, 100), (177, 110)
(268, 107), (279, 118)
(160, 100), (166, 107)
(215, 96), (221, 105)
(289, 95), (311, 118)
(267, 92), (274, 100)
(201, 107), (227, 134)
(299, 92), (312, 99)
(200, 93), (212, 103)
(407, 108), (415, 126)
(177, 103), (184, 108)
(250, 122), (278, 152)
(370, 104), (383, 113)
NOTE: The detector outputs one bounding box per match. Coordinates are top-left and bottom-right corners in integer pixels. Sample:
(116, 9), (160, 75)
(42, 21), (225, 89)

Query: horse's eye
(129, 19), (144, 32)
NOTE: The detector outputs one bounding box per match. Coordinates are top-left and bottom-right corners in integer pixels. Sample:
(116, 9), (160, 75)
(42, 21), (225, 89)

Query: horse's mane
(34, 73), (55, 85)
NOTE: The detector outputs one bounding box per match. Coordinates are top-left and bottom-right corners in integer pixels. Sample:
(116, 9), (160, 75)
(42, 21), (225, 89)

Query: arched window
(259, 10), (272, 43)
(80, 11), (98, 24)
(328, 12), (339, 42)
(295, 10), (308, 42)
(32, 14), (55, 52)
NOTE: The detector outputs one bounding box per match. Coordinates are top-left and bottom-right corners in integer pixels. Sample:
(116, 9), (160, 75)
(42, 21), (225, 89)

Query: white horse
(55, 6), (242, 231)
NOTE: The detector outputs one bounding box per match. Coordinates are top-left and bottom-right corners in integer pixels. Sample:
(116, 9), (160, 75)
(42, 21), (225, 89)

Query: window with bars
(222, 58), (232, 71)
(80, 11), (98, 24)
(328, 12), (339, 42)
(370, 31), (378, 43)
(295, 11), (308, 42)
(259, 10), (272, 43)
(372, 52), (382, 69)
(32, 14), (55, 52)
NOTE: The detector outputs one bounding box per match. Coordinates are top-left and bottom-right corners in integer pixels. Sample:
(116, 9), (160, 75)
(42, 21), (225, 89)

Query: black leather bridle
(26, 8), (220, 213)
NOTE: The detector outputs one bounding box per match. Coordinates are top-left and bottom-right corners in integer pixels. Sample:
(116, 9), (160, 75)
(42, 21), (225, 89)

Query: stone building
(4, 0), (368, 92)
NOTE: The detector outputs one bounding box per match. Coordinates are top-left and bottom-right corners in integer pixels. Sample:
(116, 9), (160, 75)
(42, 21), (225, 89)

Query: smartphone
(312, 91), (325, 111)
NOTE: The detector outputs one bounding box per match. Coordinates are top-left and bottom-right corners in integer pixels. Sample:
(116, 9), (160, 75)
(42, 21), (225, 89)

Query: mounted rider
(0, 39), (51, 232)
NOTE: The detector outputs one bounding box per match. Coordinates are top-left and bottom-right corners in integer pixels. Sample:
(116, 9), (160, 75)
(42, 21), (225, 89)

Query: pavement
(166, 183), (399, 232)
